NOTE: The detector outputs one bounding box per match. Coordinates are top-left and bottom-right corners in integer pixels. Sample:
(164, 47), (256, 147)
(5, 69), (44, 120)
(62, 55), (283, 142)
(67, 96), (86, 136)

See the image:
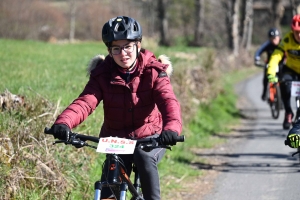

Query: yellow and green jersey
(268, 31), (300, 76)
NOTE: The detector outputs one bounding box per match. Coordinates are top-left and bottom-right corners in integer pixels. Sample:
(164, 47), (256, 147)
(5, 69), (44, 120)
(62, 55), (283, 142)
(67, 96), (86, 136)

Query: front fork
(94, 181), (102, 200)
(94, 181), (128, 200)
(133, 166), (142, 196)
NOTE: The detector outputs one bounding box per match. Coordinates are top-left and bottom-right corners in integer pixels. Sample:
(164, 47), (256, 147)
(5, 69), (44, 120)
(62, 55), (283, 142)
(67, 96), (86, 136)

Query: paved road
(203, 73), (300, 200)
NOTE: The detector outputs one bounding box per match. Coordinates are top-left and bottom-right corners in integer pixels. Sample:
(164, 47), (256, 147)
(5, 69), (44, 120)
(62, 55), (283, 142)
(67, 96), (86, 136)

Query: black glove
(49, 124), (71, 141)
(159, 130), (178, 146)
(287, 134), (300, 148)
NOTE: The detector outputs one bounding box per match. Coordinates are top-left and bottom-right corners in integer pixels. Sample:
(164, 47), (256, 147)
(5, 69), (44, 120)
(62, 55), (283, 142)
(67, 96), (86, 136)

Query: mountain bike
(44, 127), (185, 200)
(259, 63), (283, 119)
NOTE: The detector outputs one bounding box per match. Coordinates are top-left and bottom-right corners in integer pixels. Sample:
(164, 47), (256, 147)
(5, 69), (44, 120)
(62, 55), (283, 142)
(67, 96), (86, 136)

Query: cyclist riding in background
(254, 28), (283, 101)
(47, 16), (182, 200)
(268, 14), (300, 130)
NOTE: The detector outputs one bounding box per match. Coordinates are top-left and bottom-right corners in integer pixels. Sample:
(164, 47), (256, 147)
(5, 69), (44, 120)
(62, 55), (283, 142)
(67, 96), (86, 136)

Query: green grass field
(0, 39), (255, 199)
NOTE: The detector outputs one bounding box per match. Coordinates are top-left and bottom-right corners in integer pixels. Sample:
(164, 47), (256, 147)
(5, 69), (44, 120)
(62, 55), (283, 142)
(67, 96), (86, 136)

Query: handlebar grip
(177, 135), (185, 142)
(44, 127), (53, 135)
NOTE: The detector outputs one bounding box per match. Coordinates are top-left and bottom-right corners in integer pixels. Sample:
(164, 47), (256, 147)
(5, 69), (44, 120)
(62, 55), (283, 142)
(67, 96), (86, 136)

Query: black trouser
(280, 66), (300, 114)
(262, 65), (268, 96)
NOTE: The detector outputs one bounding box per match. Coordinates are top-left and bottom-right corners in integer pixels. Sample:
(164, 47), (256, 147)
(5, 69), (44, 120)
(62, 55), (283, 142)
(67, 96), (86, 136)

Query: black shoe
(283, 112), (294, 130)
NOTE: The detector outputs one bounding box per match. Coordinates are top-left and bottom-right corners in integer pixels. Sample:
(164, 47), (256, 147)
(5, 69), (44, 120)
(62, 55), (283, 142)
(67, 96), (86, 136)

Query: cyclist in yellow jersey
(268, 14), (300, 130)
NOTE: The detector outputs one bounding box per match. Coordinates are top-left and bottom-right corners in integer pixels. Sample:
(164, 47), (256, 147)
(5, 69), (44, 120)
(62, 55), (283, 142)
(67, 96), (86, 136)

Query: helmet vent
(133, 23), (138, 32)
(115, 23), (125, 32)
(123, 17), (129, 24)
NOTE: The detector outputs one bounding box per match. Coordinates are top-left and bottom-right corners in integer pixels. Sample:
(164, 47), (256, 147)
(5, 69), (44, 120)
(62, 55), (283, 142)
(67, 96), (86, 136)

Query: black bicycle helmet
(102, 16), (142, 47)
(268, 28), (280, 38)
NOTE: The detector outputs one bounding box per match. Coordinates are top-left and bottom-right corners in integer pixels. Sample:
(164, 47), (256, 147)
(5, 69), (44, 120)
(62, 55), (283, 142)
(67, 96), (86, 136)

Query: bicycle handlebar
(44, 127), (185, 150)
(256, 64), (266, 68)
(279, 77), (300, 83)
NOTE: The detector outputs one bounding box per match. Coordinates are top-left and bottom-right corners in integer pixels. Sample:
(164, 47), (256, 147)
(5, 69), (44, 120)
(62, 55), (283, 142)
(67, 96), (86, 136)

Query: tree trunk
(290, 0), (300, 15)
(271, 0), (284, 30)
(222, 0), (240, 56)
(246, 7), (253, 51)
(69, 0), (76, 43)
(240, 0), (253, 51)
(193, 0), (205, 46)
(157, 0), (170, 46)
(233, 0), (240, 56)
(223, 0), (240, 56)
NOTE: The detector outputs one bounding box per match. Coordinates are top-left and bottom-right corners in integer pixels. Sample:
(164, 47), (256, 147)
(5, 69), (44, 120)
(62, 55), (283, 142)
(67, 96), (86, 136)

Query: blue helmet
(102, 16), (142, 47)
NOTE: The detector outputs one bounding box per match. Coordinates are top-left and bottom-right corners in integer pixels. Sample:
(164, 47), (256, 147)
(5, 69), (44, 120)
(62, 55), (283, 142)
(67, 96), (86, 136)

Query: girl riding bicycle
(47, 16), (182, 200)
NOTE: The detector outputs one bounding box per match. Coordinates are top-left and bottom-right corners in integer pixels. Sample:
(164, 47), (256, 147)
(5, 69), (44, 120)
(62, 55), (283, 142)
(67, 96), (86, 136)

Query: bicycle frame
(94, 154), (143, 200)
(268, 82), (277, 102)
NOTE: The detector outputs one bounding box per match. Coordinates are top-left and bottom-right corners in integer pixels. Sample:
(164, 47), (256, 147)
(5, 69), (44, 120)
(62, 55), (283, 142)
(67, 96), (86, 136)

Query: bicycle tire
(270, 83), (281, 119)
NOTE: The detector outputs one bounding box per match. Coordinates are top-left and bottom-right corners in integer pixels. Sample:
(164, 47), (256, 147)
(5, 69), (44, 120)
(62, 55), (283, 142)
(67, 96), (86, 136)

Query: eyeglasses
(110, 43), (136, 55)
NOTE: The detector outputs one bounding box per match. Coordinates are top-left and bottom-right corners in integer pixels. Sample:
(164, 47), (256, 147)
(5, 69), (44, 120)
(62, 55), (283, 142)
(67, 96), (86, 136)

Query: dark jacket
(254, 40), (285, 65)
(55, 49), (182, 139)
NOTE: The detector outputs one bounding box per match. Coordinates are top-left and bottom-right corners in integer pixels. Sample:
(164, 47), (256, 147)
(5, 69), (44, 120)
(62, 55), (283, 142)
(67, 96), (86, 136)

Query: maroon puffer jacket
(54, 49), (182, 139)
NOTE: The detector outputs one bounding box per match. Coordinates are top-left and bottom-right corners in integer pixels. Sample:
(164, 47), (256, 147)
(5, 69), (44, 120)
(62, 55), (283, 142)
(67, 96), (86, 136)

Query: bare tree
(136, 0), (156, 37)
(240, 0), (253, 51)
(69, 0), (77, 43)
(232, 0), (240, 56)
(157, 0), (170, 46)
(192, 0), (205, 46)
(290, 0), (300, 15)
(223, 0), (240, 56)
(271, 0), (284, 30)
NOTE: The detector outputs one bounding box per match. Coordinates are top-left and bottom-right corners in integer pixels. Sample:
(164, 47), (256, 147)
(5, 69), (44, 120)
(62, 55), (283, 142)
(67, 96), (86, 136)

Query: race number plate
(291, 81), (300, 97)
(96, 137), (137, 154)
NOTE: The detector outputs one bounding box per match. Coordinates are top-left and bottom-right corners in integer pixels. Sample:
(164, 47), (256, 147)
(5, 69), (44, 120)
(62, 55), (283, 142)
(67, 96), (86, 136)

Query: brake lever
(139, 144), (172, 152)
(163, 145), (172, 151)
(53, 140), (66, 145)
(292, 151), (300, 157)
(53, 137), (86, 148)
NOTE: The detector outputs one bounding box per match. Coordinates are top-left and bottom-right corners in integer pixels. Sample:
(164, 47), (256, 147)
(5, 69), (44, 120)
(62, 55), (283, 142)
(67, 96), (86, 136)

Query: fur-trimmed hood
(87, 54), (173, 76)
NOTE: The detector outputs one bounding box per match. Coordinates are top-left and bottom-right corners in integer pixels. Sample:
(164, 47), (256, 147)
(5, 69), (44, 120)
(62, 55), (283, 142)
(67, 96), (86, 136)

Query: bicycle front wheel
(269, 83), (281, 119)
